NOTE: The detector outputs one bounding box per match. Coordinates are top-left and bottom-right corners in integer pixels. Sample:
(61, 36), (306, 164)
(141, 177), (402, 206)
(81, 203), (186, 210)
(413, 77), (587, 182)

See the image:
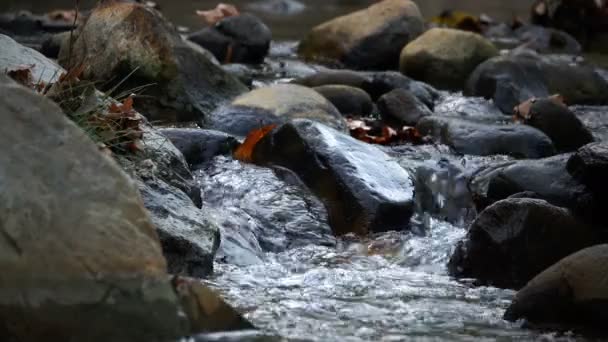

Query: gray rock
(159, 128), (239, 169)
(0, 74), (184, 341)
(448, 198), (604, 289)
(416, 116), (556, 158)
(515, 25), (582, 55)
(252, 119), (415, 236)
(0, 33), (64, 84)
(567, 142), (608, 193)
(312, 84), (373, 116)
(378, 88), (432, 126)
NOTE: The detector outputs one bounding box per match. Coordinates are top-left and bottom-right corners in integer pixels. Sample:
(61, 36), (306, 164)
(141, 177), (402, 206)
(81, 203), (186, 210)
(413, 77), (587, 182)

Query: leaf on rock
(347, 117), (427, 145)
(196, 3), (239, 25)
(6, 65), (35, 88)
(513, 94), (565, 123)
(234, 124), (276, 163)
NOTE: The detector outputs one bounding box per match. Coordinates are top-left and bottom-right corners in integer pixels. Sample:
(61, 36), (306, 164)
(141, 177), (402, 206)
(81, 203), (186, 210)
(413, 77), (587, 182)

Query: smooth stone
(514, 25), (582, 54)
(567, 142), (608, 193)
(159, 128), (239, 169)
(377, 88), (432, 126)
(0, 33), (64, 84)
(312, 84), (373, 116)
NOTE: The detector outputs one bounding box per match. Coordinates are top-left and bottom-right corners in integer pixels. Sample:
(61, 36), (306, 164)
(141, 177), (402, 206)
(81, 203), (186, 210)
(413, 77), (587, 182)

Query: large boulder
(516, 97), (594, 152)
(0, 33), (64, 84)
(0, 74), (184, 340)
(159, 128), (239, 169)
(399, 28), (499, 90)
(504, 244), (608, 332)
(208, 84), (347, 136)
(416, 116), (556, 158)
(312, 85), (373, 116)
(252, 119), (415, 236)
(188, 14), (272, 64)
(378, 88), (432, 126)
(58, 2), (247, 123)
(465, 53), (608, 113)
(297, 0), (424, 70)
(448, 198), (604, 289)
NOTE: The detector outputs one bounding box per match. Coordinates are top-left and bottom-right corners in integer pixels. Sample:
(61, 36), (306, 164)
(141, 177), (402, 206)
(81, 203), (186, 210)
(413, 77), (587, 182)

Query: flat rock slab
(253, 119), (415, 236)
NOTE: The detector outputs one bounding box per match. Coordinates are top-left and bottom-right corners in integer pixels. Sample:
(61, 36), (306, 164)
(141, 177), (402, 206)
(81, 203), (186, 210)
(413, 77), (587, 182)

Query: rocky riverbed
(1, 0), (608, 341)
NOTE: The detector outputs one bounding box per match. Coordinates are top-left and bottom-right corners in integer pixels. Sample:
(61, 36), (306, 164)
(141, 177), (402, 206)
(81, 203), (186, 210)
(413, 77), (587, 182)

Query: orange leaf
(233, 124), (276, 163)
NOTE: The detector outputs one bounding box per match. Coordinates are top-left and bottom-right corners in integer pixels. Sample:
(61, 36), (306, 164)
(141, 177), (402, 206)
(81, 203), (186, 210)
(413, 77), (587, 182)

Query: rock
(377, 88), (432, 126)
(567, 142), (608, 193)
(469, 154), (589, 213)
(448, 198), (604, 289)
(293, 70), (438, 108)
(312, 85), (373, 116)
(138, 179), (220, 278)
(298, 0), (424, 70)
(0, 74), (184, 341)
(174, 277), (254, 333)
(40, 31), (71, 58)
(0, 33), (64, 84)
(399, 28), (499, 90)
(516, 97), (594, 152)
(252, 119), (415, 236)
(514, 25), (581, 54)
(159, 128), (240, 169)
(188, 14), (271, 64)
(504, 244), (608, 332)
(208, 84), (346, 136)
(247, 0), (306, 16)
(416, 116), (556, 158)
(58, 2), (247, 123)
(465, 53), (608, 113)
(434, 94), (505, 121)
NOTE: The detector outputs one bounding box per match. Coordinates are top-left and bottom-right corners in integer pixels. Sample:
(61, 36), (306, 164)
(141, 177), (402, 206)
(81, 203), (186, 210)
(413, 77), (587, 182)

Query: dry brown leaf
(6, 65), (35, 88)
(233, 124), (276, 163)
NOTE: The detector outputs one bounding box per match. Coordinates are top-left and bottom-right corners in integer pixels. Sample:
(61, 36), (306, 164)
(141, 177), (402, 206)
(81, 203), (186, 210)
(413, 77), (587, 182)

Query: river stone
(297, 0), (424, 70)
(208, 84), (347, 136)
(378, 88), (432, 126)
(567, 142), (608, 193)
(504, 244), (608, 331)
(252, 119), (415, 236)
(160, 128), (239, 169)
(58, 1), (247, 123)
(514, 25), (581, 55)
(312, 85), (373, 116)
(518, 97), (594, 152)
(448, 198), (604, 289)
(465, 53), (608, 113)
(399, 28), (499, 91)
(174, 277), (255, 333)
(0, 33), (64, 84)
(188, 14), (271, 64)
(0, 74), (184, 341)
(416, 116), (556, 158)
(138, 179), (220, 278)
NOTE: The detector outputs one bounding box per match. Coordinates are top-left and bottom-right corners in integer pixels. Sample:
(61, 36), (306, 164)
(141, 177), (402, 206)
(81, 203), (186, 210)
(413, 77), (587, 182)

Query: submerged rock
(208, 84), (346, 136)
(58, 1), (247, 123)
(298, 0), (424, 70)
(378, 88), (432, 126)
(399, 28), (499, 90)
(312, 84), (373, 116)
(504, 244), (608, 332)
(253, 119), (415, 236)
(0, 33), (64, 84)
(188, 14), (271, 64)
(448, 198), (604, 289)
(517, 97), (594, 152)
(465, 53), (608, 113)
(0, 74), (184, 341)
(416, 116), (556, 158)
(159, 128), (239, 169)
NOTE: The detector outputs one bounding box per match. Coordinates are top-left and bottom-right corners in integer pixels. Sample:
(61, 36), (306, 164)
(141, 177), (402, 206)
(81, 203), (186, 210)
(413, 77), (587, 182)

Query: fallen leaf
(6, 65), (35, 88)
(513, 94), (565, 123)
(234, 124), (276, 162)
(196, 3), (239, 25)
(346, 117), (427, 145)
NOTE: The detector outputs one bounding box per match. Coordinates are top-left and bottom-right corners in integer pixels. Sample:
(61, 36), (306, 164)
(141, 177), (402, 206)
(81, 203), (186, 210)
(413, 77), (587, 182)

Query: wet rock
(434, 94), (505, 121)
(160, 128), (239, 169)
(377, 88), (432, 126)
(198, 156), (334, 266)
(247, 0), (306, 16)
(515, 25), (581, 54)
(174, 277), (254, 333)
(0, 33), (64, 84)
(298, 0), (424, 70)
(312, 85), (373, 116)
(253, 119), (415, 236)
(465, 53), (608, 113)
(504, 244), (608, 332)
(188, 14), (271, 64)
(416, 116), (556, 158)
(0, 74), (184, 341)
(208, 84), (346, 136)
(469, 154), (588, 213)
(572, 105), (608, 142)
(138, 179), (220, 278)
(517, 97), (594, 152)
(58, 1), (247, 123)
(399, 28), (499, 91)
(293, 70), (438, 109)
(194, 330), (283, 342)
(567, 142), (608, 193)
(448, 198), (604, 289)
